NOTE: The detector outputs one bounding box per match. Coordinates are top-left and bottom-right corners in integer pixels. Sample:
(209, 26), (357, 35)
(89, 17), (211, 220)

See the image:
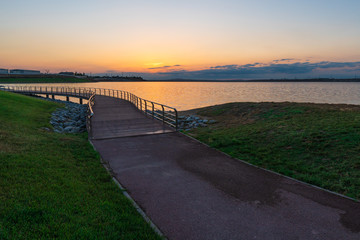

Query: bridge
(1, 85), (178, 136)
(2, 85), (359, 240)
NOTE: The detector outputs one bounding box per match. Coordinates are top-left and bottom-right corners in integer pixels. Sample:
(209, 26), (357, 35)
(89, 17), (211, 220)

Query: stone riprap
(50, 101), (87, 133)
(178, 115), (216, 131)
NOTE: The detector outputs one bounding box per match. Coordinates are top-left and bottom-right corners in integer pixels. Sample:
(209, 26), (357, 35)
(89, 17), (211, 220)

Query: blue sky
(1, 0), (360, 79)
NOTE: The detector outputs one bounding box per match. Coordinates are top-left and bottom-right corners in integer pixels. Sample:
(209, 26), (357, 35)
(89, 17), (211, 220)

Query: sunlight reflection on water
(13, 82), (360, 110)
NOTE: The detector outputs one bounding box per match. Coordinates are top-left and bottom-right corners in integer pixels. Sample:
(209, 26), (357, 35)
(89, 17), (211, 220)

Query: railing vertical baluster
(152, 102), (154, 118)
(162, 105), (165, 123)
(175, 109), (178, 131)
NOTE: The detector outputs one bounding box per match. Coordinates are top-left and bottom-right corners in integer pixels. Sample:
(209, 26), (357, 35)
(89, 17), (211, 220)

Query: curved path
(90, 96), (360, 240)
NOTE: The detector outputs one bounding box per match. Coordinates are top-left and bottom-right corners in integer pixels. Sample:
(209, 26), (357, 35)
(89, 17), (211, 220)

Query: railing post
(152, 102), (154, 118)
(145, 101), (147, 115)
(175, 109), (178, 131)
(162, 105), (165, 123)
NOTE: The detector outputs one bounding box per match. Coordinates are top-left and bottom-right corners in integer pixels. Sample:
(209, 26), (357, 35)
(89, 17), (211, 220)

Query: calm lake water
(11, 82), (360, 111)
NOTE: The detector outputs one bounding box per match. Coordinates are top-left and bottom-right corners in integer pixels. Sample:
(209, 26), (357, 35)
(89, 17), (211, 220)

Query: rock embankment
(50, 102), (87, 133)
(178, 115), (216, 131)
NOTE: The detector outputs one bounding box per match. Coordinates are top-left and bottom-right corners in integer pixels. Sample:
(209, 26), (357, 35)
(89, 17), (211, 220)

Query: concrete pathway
(90, 96), (360, 240)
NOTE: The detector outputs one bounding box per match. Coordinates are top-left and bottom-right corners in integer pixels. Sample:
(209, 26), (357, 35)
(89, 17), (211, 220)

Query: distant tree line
(93, 75), (144, 81)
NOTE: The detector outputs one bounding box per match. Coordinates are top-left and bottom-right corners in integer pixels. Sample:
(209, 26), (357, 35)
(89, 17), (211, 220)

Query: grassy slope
(0, 91), (161, 239)
(0, 76), (89, 83)
(184, 102), (360, 200)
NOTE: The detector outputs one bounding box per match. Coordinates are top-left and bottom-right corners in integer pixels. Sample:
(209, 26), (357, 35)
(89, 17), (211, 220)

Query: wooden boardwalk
(90, 96), (174, 139)
(90, 96), (360, 240)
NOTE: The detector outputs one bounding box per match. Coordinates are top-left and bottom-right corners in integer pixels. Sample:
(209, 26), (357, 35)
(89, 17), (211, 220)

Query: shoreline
(2, 77), (360, 84)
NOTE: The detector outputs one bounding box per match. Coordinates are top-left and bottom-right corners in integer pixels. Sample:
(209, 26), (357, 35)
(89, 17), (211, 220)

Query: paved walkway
(90, 96), (174, 139)
(90, 96), (360, 240)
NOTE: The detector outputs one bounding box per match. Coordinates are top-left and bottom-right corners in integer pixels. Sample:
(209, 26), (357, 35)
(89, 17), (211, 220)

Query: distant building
(59, 72), (75, 76)
(0, 68), (8, 74)
(10, 69), (41, 75)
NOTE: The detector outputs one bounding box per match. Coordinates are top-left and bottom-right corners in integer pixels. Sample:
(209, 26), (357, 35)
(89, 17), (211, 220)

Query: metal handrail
(91, 87), (178, 129)
(86, 93), (96, 138)
(1, 85), (178, 130)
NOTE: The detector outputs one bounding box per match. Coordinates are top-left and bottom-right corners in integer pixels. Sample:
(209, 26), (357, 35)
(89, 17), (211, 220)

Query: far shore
(1, 74), (360, 84)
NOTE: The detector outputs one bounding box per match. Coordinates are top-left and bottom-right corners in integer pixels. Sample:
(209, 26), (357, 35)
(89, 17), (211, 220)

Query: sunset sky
(1, 0), (360, 79)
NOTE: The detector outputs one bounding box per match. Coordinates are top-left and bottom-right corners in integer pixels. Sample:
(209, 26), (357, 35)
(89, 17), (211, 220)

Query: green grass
(184, 102), (360, 200)
(0, 76), (90, 83)
(0, 91), (161, 239)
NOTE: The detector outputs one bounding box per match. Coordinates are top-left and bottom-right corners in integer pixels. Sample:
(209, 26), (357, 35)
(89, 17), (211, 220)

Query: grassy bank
(0, 91), (161, 239)
(0, 76), (90, 83)
(183, 102), (360, 200)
